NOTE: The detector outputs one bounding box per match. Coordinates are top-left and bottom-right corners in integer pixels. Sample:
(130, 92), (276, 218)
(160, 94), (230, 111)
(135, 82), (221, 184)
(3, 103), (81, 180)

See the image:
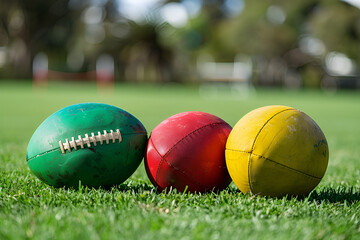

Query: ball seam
(27, 148), (60, 162)
(153, 122), (229, 191)
(226, 148), (322, 180)
(248, 108), (295, 193)
(149, 137), (205, 191)
(27, 132), (147, 161)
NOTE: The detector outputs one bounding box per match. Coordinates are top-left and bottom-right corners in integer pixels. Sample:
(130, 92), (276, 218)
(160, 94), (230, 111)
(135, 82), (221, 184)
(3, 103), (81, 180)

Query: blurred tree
(0, 0), (75, 77)
(0, 0), (179, 82)
(309, 2), (360, 61)
(201, 0), (360, 87)
(118, 22), (175, 82)
(1, 0), (360, 87)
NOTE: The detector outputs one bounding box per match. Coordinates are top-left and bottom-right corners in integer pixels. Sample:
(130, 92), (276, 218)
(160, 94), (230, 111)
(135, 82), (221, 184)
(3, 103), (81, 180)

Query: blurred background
(1, 0), (360, 89)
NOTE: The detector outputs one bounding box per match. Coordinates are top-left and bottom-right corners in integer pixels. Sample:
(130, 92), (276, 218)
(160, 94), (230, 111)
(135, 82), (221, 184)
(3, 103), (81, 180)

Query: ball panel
(250, 154), (321, 197)
(27, 103), (146, 160)
(28, 149), (104, 187)
(225, 149), (251, 194)
(27, 151), (64, 187)
(163, 123), (232, 191)
(145, 111), (232, 193)
(226, 105), (293, 152)
(150, 111), (228, 156)
(156, 158), (203, 192)
(27, 103), (147, 187)
(252, 110), (328, 179)
(144, 139), (163, 190)
(28, 134), (147, 188)
(225, 105), (329, 197)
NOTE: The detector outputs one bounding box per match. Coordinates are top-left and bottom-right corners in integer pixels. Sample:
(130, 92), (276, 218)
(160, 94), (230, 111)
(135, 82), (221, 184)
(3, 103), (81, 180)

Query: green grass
(0, 81), (360, 239)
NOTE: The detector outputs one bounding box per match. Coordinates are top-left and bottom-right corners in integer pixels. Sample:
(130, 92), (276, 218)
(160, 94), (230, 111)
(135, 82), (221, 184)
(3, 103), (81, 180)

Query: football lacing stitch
(59, 129), (122, 154)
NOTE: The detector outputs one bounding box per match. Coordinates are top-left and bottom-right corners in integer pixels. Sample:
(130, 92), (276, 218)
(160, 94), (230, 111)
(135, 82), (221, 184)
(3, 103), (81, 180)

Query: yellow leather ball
(225, 105), (329, 197)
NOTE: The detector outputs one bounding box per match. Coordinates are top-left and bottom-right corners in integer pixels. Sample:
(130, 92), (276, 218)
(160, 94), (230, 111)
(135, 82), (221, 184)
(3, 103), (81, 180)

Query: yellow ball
(225, 105), (329, 197)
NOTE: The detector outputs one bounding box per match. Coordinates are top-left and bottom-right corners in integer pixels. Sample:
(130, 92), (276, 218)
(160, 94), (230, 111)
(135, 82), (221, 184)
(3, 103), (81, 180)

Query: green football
(26, 103), (147, 188)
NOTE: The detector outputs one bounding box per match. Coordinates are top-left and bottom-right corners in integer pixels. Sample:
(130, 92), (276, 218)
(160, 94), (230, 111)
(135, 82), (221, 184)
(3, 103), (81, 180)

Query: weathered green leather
(27, 103), (147, 188)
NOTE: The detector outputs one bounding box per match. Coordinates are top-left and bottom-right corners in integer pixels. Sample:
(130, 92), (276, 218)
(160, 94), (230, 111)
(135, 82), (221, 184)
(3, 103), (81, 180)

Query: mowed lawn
(0, 81), (359, 239)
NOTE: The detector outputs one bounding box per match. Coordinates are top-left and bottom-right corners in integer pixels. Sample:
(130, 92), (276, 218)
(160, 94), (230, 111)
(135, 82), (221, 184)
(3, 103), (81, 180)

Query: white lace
(59, 129), (122, 153)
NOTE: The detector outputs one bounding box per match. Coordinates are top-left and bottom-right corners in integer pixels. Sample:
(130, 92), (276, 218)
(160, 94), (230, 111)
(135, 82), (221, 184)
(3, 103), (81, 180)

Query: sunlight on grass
(0, 81), (359, 239)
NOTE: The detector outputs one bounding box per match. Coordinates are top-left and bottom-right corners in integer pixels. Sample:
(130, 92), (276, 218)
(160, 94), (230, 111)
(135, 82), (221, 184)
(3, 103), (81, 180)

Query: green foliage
(309, 2), (360, 60)
(0, 82), (360, 239)
(205, 0), (360, 60)
(2, 0), (360, 86)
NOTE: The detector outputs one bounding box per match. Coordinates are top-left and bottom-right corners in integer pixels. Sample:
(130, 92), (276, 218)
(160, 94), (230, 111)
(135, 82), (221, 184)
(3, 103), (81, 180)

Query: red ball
(145, 111), (232, 193)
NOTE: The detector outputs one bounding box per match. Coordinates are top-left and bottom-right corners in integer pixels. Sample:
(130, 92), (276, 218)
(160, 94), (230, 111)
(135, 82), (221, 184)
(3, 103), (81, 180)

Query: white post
(96, 54), (114, 90)
(32, 52), (48, 87)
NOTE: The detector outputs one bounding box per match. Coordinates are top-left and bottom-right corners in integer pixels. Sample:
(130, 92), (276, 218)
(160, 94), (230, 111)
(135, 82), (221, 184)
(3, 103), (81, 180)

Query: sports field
(0, 81), (359, 239)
